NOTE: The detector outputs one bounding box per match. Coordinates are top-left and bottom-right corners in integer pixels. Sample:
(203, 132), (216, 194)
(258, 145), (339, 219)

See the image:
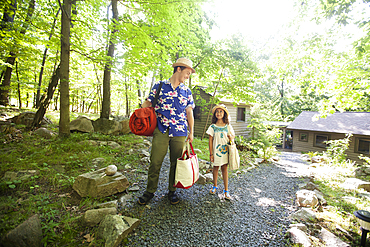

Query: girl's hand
(227, 134), (235, 142)
(210, 154), (214, 163)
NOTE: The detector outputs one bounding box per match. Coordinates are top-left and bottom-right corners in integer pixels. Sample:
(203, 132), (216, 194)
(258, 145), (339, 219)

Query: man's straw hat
(212, 104), (229, 116)
(172, 58), (196, 73)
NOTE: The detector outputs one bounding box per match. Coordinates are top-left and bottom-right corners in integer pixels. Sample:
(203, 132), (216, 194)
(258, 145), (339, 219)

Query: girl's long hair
(211, 109), (229, 124)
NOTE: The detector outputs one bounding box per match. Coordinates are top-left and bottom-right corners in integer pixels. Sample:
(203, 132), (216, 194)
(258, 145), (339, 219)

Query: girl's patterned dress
(206, 124), (235, 166)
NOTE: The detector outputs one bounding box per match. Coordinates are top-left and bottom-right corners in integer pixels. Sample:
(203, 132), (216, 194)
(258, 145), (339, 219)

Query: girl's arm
(209, 135), (214, 163)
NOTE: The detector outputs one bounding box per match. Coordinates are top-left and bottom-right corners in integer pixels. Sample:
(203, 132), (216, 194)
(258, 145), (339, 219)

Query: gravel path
(122, 151), (311, 247)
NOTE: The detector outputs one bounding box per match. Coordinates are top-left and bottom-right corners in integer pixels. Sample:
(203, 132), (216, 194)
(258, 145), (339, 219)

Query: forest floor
(0, 107), (368, 246)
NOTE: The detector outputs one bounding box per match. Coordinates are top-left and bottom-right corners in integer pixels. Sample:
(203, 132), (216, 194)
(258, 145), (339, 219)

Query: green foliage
(324, 133), (352, 165)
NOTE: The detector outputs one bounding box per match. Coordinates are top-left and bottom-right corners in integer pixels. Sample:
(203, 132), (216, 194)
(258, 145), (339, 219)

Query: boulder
(196, 174), (207, 185)
(70, 116), (94, 133)
(97, 215), (140, 247)
(83, 207), (117, 227)
(119, 119), (131, 135)
(290, 208), (317, 222)
(33, 127), (57, 139)
(97, 200), (118, 209)
(341, 178), (370, 192)
(296, 189), (319, 207)
(9, 112), (52, 127)
(288, 227), (311, 247)
(319, 227), (350, 247)
(3, 170), (39, 181)
(73, 168), (129, 198)
(203, 173), (213, 183)
(92, 118), (121, 135)
(2, 214), (42, 247)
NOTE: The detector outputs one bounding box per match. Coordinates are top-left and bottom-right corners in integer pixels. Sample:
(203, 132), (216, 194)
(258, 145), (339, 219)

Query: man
(138, 58), (195, 205)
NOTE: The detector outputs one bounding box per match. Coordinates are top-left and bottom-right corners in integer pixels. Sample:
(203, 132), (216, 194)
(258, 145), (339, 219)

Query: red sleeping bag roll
(129, 107), (157, 136)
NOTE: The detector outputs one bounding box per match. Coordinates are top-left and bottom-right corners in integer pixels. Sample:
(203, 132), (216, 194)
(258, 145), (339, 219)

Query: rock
(311, 156), (324, 163)
(290, 208), (317, 222)
(91, 157), (106, 166)
(97, 215), (140, 247)
(301, 182), (319, 191)
(319, 227), (350, 247)
(296, 189), (319, 207)
(2, 214), (42, 247)
(142, 140), (151, 147)
(83, 207), (117, 227)
(355, 167), (368, 177)
(140, 157), (150, 163)
(106, 165), (117, 176)
(33, 127), (57, 139)
(289, 223), (308, 232)
(119, 119), (131, 135)
(138, 149), (150, 157)
(314, 190), (327, 205)
(3, 170), (38, 181)
(119, 194), (132, 206)
(341, 178), (370, 192)
(288, 227), (311, 247)
(107, 141), (121, 149)
(73, 168), (129, 198)
(70, 116), (94, 133)
(196, 174), (207, 185)
(128, 185), (140, 192)
(97, 200), (118, 209)
(124, 164), (132, 169)
(255, 158), (264, 164)
(193, 148), (202, 154)
(9, 112), (52, 127)
(198, 159), (210, 170)
(92, 118), (121, 135)
(203, 173), (213, 183)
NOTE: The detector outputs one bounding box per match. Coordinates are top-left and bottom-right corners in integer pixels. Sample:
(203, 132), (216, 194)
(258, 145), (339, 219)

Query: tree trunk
(0, 0), (35, 106)
(16, 61), (21, 108)
(125, 80), (129, 117)
(100, 0), (118, 119)
(137, 79), (142, 108)
(36, 8), (60, 108)
(31, 66), (60, 129)
(59, 0), (71, 137)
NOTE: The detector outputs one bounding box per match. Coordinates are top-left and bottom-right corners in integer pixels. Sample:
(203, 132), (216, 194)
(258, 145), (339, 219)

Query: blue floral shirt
(147, 80), (195, 137)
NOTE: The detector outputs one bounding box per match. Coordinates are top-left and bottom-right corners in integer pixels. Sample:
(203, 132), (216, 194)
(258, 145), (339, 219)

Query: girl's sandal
(210, 186), (217, 194)
(224, 190), (231, 200)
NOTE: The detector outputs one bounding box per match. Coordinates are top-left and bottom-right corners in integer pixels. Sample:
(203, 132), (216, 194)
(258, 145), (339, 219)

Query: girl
(206, 104), (235, 200)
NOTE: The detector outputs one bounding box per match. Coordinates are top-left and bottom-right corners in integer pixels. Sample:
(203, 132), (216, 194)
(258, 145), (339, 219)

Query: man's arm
(186, 107), (194, 143)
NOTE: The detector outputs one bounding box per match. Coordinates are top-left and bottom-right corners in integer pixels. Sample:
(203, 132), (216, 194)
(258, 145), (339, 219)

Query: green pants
(146, 127), (186, 193)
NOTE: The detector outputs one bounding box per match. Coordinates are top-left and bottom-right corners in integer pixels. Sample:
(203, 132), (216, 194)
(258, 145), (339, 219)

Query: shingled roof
(287, 111), (370, 136)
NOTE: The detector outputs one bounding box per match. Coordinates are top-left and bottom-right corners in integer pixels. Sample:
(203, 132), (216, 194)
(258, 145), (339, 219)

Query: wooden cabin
(287, 111), (370, 164)
(192, 86), (251, 139)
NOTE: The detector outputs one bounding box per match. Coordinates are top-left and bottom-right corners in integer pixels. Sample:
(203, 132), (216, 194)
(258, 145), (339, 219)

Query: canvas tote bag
(174, 141), (199, 189)
(228, 125), (240, 170)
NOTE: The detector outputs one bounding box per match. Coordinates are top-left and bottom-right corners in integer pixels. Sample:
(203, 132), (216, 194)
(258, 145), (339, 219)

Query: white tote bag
(174, 141), (199, 189)
(228, 125), (240, 170)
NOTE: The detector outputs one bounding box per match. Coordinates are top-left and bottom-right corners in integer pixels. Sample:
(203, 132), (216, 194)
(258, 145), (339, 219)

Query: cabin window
(355, 137), (370, 154)
(314, 134), (329, 148)
(299, 132), (308, 142)
(194, 106), (201, 120)
(237, 107), (245, 121)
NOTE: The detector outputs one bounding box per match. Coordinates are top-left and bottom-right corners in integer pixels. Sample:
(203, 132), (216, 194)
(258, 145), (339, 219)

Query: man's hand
(141, 100), (151, 108)
(186, 132), (194, 143)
